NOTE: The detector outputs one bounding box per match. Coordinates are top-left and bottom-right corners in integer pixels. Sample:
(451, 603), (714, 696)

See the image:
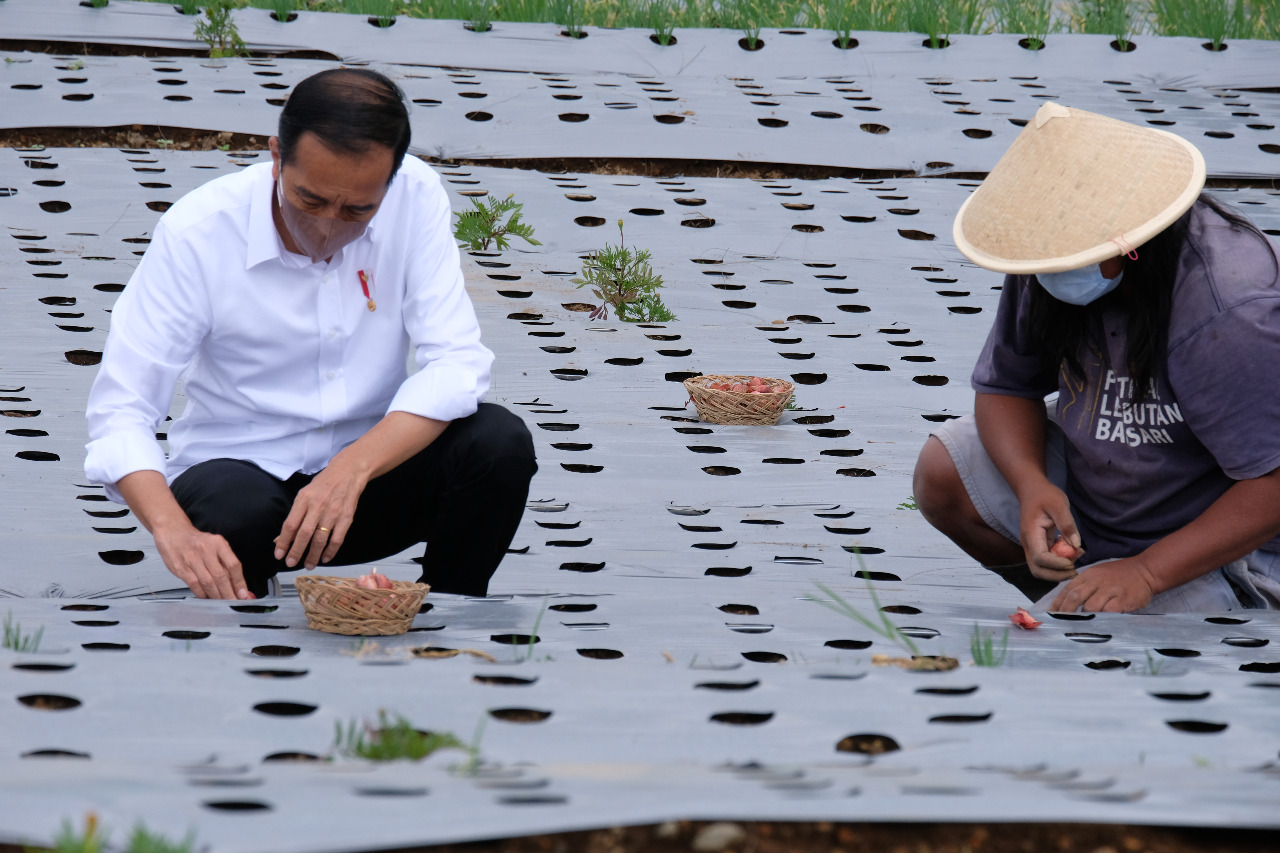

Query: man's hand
(1049, 558), (1157, 613)
(1017, 481), (1084, 583)
(154, 522), (253, 600)
(115, 469), (254, 600)
(274, 461), (369, 570)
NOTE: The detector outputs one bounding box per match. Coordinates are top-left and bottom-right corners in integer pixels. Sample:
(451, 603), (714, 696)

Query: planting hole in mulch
(245, 668), (308, 679)
(18, 694), (82, 711)
(489, 707), (553, 723)
(837, 733), (901, 754)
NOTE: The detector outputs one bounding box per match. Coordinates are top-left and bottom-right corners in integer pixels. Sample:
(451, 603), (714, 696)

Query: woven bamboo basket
(295, 575), (430, 636)
(683, 375), (794, 426)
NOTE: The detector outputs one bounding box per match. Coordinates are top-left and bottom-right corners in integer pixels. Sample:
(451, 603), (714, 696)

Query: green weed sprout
(573, 220), (676, 323)
(732, 0), (764, 49)
(86, 0), (109, 7)
(1138, 649), (1165, 676)
(648, 0), (677, 45)
(811, 579), (920, 657)
(453, 715), (488, 776)
(176, 0), (201, 14)
(1069, 0), (1137, 49)
(517, 598), (548, 663)
(897, 496), (919, 511)
(453, 194), (541, 252)
(906, 0), (951, 48)
(27, 814), (196, 853)
(970, 624), (1009, 667)
(333, 710), (466, 762)
(4, 612), (43, 653)
(194, 0), (249, 58)
(556, 0), (586, 37)
(262, 0), (295, 22)
(994, 0), (1054, 49)
(31, 813), (103, 853)
(1151, 0), (1247, 49)
(465, 0), (494, 32)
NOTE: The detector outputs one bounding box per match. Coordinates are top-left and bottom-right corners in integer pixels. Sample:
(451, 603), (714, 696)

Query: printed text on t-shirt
(1094, 370), (1184, 447)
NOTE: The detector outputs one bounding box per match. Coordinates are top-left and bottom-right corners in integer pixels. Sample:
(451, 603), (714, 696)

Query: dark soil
(9, 820), (1276, 853)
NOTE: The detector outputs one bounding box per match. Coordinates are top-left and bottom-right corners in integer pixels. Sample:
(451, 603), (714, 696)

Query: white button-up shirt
(85, 156), (493, 502)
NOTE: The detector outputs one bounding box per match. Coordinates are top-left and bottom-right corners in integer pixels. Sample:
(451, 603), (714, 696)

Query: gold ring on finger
(317, 527), (331, 534)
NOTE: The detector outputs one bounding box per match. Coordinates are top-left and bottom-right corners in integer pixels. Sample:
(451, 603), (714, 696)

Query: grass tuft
(3, 612), (43, 653)
(970, 624), (1009, 667)
(332, 709), (467, 761)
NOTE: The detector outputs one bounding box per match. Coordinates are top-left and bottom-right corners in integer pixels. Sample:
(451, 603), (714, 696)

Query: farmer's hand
(274, 460), (369, 570)
(1050, 558), (1157, 613)
(1017, 481), (1084, 583)
(154, 521), (252, 600)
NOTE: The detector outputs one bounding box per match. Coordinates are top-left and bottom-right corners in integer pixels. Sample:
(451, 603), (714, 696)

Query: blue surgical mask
(1036, 266), (1124, 306)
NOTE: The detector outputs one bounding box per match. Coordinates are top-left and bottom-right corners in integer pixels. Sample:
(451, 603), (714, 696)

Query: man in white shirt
(85, 69), (536, 600)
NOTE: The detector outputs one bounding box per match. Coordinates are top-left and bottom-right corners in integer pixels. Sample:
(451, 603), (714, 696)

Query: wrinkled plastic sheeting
(4, 47), (1280, 176)
(5, 148), (1280, 609)
(7, 0), (1280, 89)
(0, 595), (1278, 852)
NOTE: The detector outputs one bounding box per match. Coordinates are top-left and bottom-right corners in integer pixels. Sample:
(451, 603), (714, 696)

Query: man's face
(269, 132), (395, 225)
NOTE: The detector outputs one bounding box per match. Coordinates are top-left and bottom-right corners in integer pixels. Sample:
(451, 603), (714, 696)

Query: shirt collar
(244, 161), (386, 271)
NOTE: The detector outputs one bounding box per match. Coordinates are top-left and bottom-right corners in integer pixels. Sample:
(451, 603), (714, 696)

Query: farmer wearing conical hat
(914, 103), (1280, 613)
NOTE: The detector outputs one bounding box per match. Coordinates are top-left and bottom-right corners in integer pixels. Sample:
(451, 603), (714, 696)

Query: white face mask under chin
(1036, 265), (1125, 306)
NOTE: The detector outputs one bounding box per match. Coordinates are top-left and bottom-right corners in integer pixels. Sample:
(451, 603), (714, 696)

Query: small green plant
(573, 220), (676, 322)
(86, 0), (109, 7)
(453, 193), (540, 252)
(156, 138), (174, 148)
(648, 0), (676, 44)
(333, 710), (466, 762)
(465, 0), (493, 32)
(731, 0), (765, 49)
(260, 0), (295, 22)
(516, 598), (548, 663)
(3, 612), (43, 653)
(1137, 649), (1165, 676)
(813, 0), (857, 48)
(66, 59), (86, 70)
(897, 496), (919, 511)
(453, 715), (488, 775)
(906, 0), (951, 47)
(29, 813), (102, 853)
(970, 624), (1009, 667)
(177, 0), (202, 14)
(1069, 0), (1138, 48)
(811, 579), (920, 657)
(1151, 0), (1246, 49)
(784, 393), (798, 410)
(994, 0), (1054, 48)
(216, 142), (230, 151)
(556, 0), (586, 37)
(194, 0), (249, 58)
(26, 814), (196, 853)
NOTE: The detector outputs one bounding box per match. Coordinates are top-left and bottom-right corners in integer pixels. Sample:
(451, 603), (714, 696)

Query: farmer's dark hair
(1029, 194), (1269, 406)
(277, 68), (410, 180)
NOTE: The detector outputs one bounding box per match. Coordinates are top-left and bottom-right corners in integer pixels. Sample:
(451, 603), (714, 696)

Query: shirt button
(327, 328), (338, 339)
(325, 370), (336, 381)
(322, 273), (332, 284)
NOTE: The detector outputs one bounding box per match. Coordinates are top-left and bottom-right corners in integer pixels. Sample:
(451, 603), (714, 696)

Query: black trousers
(170, 403), (537, 598)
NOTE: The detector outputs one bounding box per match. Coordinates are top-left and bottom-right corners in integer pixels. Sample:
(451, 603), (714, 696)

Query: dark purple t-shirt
(971, 203), (1280, 564)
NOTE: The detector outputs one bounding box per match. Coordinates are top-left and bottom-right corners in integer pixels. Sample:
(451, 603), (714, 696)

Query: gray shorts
(932, 412), (1280, 613)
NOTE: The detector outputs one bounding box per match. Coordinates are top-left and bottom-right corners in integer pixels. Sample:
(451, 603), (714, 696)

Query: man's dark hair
(277, 68), (411, 180)
(1029, 194), (1272, 406)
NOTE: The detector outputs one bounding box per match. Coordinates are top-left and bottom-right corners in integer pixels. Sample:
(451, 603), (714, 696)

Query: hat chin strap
(1110, 236), (1140, 260)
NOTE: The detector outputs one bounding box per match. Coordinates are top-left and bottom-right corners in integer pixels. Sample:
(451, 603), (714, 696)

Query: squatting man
(85, 69), (537, 600)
